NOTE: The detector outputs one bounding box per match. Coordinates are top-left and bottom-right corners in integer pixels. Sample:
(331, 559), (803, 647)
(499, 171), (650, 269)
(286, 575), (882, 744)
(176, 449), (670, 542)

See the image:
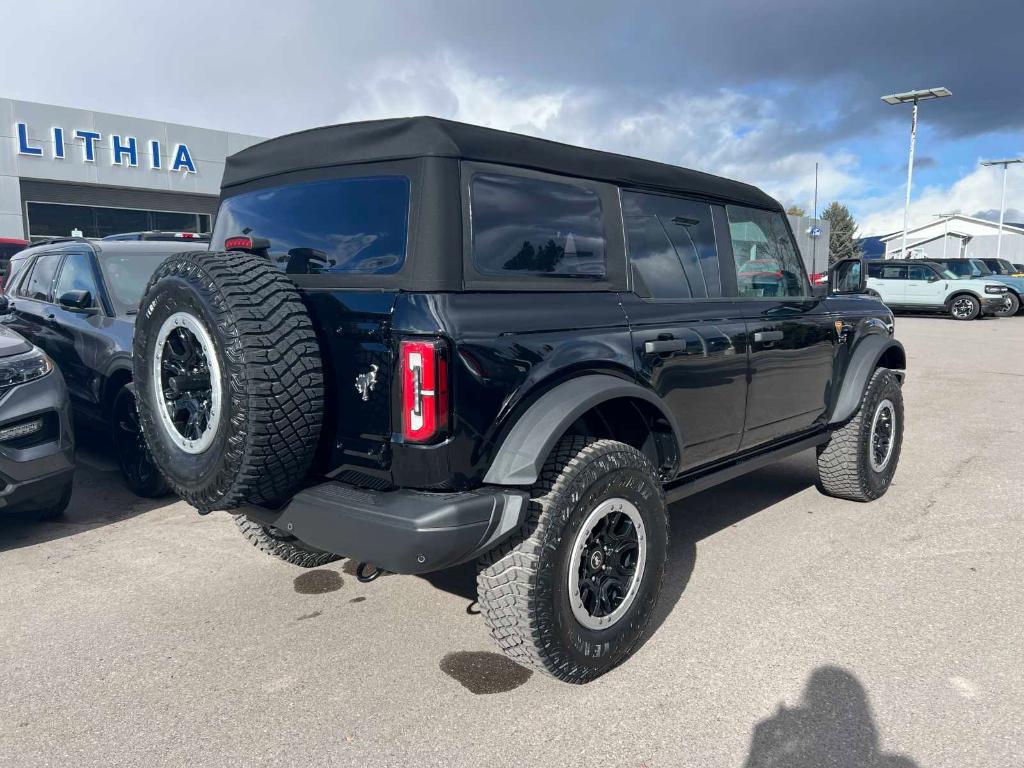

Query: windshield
(938, 269), (960, 279)
(211, 176), (410, 276)
(98, 250), (177, 314)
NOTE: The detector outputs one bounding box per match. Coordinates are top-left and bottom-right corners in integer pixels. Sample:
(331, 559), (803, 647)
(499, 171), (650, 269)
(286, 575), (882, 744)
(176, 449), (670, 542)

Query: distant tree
(785, 204), (807, 216)
(821, 202), (862, 264)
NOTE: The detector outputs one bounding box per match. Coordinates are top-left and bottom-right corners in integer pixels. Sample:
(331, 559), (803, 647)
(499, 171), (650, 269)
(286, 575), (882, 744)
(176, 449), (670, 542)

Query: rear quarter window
(469, 173), (606, 278)
(211, 176), (410, 275)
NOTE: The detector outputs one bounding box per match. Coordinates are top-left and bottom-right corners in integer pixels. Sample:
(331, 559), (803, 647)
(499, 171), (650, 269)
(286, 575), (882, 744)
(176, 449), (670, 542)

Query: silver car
(0, 318), (74, 520)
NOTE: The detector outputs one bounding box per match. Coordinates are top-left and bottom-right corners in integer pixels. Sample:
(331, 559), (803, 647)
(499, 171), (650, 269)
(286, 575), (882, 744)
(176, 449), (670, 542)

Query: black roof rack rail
(28, 236), (95, 247)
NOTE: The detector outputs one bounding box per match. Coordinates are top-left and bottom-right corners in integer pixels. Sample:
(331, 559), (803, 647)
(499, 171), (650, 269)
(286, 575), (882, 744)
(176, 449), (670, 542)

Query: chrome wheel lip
(151, 312), (222, 455)
(868, 398), (896, 473)
(568, 497), (647, 631)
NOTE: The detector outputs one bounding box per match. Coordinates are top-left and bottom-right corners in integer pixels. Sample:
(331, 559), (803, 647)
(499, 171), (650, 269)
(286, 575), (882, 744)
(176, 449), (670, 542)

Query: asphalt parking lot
(1, 315), (1022, 768)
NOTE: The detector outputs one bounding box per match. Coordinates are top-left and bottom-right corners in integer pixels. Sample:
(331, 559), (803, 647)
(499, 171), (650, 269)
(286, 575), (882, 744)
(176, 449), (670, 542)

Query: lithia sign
(15, 122), (197, 174)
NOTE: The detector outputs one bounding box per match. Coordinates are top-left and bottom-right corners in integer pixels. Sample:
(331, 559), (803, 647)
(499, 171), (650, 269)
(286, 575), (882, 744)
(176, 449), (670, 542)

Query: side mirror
(828, 258), (866, 295)
(58, 289), (95, 312)
(927, 274), (939, 282)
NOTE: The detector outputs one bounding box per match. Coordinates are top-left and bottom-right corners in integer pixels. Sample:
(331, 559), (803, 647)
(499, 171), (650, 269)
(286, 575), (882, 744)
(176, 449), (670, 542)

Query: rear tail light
(401, 339), (449, 443)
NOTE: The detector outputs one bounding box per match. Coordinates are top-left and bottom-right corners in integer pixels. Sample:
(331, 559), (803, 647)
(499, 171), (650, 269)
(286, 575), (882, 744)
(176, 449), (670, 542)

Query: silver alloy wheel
(151, 312), (222, 454)
(951, 297), (975, 319)
(567, 497), (647, 630)
(868, 398), (896, 472)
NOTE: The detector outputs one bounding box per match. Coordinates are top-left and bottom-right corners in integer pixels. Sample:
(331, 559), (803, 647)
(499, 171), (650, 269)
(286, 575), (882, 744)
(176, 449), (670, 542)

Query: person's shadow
(744, 666), (919, 768)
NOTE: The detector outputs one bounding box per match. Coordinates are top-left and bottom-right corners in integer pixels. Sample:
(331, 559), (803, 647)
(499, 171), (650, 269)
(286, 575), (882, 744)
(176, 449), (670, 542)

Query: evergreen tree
(821, 202), (862, 263)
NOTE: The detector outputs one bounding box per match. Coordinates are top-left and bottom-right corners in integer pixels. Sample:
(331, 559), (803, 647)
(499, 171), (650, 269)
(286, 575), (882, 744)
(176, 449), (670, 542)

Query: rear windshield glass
(470, 173), (606, 278)
(211, 176), (410, 275)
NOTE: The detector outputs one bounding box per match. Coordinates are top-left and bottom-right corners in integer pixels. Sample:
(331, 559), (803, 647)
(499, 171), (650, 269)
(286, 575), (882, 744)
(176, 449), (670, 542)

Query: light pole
(933, 212), (959, 260)
(882, 87), (952, 258)
(979, 158), (1023, 261)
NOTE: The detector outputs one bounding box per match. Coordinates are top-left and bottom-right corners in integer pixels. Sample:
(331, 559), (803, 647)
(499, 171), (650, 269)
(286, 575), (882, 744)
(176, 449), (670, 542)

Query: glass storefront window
(25, 202), (210, 240)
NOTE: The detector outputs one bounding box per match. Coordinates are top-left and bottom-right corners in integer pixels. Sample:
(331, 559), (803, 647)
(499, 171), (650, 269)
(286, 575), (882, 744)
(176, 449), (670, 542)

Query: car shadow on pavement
(743, 665), (919, 767)
(0, 429), (175, 553)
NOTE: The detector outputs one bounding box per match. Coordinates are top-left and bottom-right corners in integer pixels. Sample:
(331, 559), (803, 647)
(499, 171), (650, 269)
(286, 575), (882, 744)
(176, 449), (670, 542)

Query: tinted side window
(622, 191), (721, 299)
(471, 173), (606, 277)
(24, 253), (62, 301)
(867, 262), (884, 278)
(872, 264), (906, 280)
(727, 206), (808, 298)
(55, 252), (100, 305)
(907, 265), (933, 280)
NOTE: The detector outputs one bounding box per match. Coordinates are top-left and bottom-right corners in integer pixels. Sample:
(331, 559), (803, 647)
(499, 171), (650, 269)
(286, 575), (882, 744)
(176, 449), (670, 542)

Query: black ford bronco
(132, 117), (906, 683)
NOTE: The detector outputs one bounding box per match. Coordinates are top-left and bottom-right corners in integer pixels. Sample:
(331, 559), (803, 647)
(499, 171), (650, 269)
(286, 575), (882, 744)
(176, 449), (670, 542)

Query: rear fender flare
(482, 374), (682, 486)
(830, 335), (906, 425)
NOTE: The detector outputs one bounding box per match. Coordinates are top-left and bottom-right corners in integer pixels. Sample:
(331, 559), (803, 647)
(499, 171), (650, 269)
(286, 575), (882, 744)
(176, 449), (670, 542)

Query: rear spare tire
(133, 251), (323, 511)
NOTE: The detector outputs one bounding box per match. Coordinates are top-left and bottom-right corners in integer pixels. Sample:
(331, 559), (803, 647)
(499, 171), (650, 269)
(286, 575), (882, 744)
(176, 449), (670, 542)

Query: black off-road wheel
(234, 514), (340, 568)
(133, 251), (323, 511)
(816, 368), (904, 502)
(476, 436), (669, 684)
(111, 385), (171, 498)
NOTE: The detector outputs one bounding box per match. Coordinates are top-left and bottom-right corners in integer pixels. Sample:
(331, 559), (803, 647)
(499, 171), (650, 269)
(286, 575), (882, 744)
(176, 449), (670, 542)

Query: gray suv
(0, 315), (74, 520)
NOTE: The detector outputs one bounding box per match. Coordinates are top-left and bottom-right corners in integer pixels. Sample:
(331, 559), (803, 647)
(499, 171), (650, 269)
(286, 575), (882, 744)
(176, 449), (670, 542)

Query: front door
(904, 262), (949, 307)
(621, 191), (748, 472)
(725, 204), (837, 449)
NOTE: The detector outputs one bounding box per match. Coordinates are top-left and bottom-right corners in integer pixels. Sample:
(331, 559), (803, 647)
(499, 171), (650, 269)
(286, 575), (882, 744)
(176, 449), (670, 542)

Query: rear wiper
(125, 308), (140, 316)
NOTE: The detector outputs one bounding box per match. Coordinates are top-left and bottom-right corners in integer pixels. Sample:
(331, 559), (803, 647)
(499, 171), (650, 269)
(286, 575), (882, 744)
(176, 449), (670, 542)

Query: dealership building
(1, 98), (264, 241)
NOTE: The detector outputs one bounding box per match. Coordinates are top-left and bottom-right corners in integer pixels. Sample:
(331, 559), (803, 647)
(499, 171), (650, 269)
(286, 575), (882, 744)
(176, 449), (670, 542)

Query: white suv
(866, 260), (1011, 320)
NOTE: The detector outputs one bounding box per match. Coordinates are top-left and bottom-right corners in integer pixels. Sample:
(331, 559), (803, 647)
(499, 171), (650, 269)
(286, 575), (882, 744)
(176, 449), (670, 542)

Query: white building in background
(880, 214), (1024, 261)
(2, 98), (264, 240)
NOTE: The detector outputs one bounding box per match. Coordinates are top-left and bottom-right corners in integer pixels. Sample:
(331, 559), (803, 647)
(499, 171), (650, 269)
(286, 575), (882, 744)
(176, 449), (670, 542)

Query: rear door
(7, 250), (64, 356)
(725, 205), (837, 450)
(867, 262), (907, 304)
(210, 172), (414, 478)
(621, 191), (748, 471)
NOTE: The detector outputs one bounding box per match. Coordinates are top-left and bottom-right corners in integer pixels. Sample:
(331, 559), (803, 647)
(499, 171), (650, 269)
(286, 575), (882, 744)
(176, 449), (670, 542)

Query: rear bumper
(242, 483), (529, 575)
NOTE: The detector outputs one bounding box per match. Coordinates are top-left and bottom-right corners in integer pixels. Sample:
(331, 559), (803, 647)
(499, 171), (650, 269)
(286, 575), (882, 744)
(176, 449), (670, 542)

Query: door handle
(754, 330), (784, 343)
(644, 339), (690, 355)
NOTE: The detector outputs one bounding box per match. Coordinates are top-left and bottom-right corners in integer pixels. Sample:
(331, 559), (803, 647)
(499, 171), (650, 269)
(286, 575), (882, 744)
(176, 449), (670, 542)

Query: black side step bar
(664, 431), (830, 504)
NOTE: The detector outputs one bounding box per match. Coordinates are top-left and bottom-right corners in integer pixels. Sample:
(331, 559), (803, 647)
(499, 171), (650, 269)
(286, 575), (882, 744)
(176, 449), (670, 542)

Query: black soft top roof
(222, 116), (780, 210)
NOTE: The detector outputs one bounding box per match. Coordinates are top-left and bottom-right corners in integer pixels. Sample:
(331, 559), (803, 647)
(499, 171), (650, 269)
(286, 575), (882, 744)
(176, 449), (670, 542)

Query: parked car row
(0, 238), (190, 511)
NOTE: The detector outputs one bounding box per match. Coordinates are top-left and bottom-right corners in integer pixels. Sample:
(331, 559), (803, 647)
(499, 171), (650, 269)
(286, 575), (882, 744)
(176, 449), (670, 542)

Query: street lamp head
(980, 158), (1024, 167)
(881, 87), (953, 105)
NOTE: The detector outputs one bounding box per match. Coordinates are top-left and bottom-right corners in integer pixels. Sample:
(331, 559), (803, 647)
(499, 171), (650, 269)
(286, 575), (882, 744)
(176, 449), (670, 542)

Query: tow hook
(355, 562), (385, 583)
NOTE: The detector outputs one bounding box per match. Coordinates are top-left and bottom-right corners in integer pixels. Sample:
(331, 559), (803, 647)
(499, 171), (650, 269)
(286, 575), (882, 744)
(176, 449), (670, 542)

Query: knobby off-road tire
(816, 368), (904, 502)
(477, 436), (669, 684)
(133, 251), (323, 511)
(234, 514), (340, 568)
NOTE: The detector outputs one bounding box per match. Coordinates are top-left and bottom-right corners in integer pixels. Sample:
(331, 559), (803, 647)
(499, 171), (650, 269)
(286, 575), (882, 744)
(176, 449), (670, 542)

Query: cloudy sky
(2, 0), (1021, 235)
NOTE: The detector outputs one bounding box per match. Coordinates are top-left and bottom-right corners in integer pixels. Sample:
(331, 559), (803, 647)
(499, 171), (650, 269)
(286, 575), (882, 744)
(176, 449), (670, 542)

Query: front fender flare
(830, 335), (906, 425)
(482, 374), (682, 486)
